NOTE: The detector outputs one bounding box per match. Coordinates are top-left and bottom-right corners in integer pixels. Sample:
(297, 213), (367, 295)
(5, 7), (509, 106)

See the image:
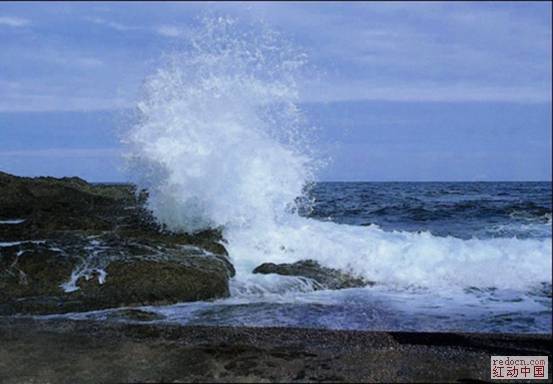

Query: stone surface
(105, 309), (165, 322)
(0, 318), (550, 383)
(0, 171), (234, 315)
(253, 259), (373, 290)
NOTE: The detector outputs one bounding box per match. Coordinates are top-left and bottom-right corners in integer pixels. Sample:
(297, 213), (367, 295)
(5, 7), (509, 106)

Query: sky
(0, 1), (551, 181)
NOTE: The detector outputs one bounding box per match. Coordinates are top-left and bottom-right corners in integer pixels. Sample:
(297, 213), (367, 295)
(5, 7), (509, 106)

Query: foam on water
(0, 219), (26, 225)
(60, 238), (109, 293)
(0, 240), (46, 248)
(124, 17), (551, 299)
(226, 218), (551, 293)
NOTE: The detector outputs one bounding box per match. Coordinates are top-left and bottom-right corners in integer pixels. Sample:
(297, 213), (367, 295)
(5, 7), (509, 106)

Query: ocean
(64, 182), (552, 334)
(82, 18), (551, 334)
(306, 182), (551, 241)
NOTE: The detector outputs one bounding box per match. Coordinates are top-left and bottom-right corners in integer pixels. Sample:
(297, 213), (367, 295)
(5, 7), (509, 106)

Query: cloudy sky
(0, 1), (551, 181)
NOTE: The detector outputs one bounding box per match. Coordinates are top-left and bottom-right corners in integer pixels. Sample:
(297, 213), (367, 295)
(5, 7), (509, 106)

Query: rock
(253, 260), (373, 290)
(105, 308), (165, 321)
(0, 171), (131, 232)
(0, 242), (79, 302)
(0, 172), (234, 315)
(0, 235), (232, 315)
(1, 317), (550, 384)
(73, 244), (232, 311)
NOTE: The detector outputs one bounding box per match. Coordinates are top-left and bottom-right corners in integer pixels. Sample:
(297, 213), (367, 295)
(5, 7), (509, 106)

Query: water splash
(124, 17), (551, 295)
(124, 16), (314, 233)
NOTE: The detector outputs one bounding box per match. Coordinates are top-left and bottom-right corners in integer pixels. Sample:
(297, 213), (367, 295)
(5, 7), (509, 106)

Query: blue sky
(0, 2), (551, 181)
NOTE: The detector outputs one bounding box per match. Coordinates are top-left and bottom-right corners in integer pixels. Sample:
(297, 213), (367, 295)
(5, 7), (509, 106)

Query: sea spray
(124, 17), (551, 296)
(124, 16), (315, 233)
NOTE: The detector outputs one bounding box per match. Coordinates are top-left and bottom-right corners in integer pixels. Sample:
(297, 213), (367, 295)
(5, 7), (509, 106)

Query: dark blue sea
(305, 182), (551, 240)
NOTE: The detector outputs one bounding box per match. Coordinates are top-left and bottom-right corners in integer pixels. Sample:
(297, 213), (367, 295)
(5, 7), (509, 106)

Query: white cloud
(0, 2), (550, 110)
(86, 17), (137, 32)
(0, 148), (120, 158)
(6, 47), (106, 69)
(301, 81), (552, 103)
(0, 16), (30, 27)
(0, 93), (133, 112)
(88, 17), (189, 38)
(156, 25), (187, 38)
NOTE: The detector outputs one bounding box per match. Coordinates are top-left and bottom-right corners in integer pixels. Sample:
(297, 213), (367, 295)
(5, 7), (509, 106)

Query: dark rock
(0, 237), (232, 315)
(253, 260), (373, 290)
(0, 171), (129, 231)
(2, 318), (548, 383)
(0, 171), (234, 315)
(0, 243), (79, 302)
(74, 246), (231, 310)
(105, 308), (165, 321)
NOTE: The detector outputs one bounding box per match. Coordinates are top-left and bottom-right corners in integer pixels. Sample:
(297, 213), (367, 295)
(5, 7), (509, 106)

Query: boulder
(253, 260), (373, 290)
(0, 242), (79, 301)
(74, 245), (232, 311)
(0, 235), (233, 315)
(0, 172), (234, 315)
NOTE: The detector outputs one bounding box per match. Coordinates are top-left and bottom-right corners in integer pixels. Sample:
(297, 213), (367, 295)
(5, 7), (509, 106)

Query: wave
(225, 217), (551, 292)
(366, 202), (552, 222)
(123, 16), (313, 233)
(124, 17), (551, 296)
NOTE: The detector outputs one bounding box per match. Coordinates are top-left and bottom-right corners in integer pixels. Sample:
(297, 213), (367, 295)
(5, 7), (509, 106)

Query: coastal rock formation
(6, 317), (547, 383)
(253, 259), (373, 290)
(0, 171), (234, 315)
(105, 308), (165, 321)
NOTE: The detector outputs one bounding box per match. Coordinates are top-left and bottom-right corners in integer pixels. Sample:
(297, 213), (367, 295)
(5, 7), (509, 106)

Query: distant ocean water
(305, 182), (552, 240)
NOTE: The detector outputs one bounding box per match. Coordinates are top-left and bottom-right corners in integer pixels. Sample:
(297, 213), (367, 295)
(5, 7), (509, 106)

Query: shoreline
(1, 172), (551, 382)
(0, 317), (551, 383)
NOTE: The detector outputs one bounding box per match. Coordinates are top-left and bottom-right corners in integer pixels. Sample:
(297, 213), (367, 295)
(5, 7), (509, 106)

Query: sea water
(116, 17), (552, 333)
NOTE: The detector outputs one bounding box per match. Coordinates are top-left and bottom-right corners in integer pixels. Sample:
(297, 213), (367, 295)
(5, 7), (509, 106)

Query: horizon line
(91, 179), (552, 184)
(3, 171), (550, 184)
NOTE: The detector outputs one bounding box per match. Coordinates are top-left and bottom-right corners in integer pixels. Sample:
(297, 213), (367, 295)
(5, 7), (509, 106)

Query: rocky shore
(2, 172), (551, 383)
(0, 171), (373, 315)
(0, 317), (551, 383)
(0, 171), (233, 315)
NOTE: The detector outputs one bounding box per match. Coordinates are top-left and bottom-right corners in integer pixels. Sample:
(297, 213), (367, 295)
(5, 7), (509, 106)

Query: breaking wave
(124, 17), (551, 295)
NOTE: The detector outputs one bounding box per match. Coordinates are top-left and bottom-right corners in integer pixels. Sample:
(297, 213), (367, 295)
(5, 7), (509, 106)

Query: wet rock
(0, 172), (234, 315)
(105, 308), (165, 321)
(74, 246), (232, 310)
(0, 171), (135, 233)
(0, 237), (233, 315)
(253, 260), (373, 290)
(0, 317), (550, 384)
(0, 242), (79, 302)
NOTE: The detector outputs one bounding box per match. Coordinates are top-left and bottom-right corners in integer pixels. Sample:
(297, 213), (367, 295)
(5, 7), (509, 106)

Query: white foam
(0, 241), (23, 247)
(230, 273), (322, 297)
(61, 267), (107, 293)
(60, 238), (110, 293)
(0, 240), (45, 248)
(0, 219), (25, 224)
(226, 218), (551, 292)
